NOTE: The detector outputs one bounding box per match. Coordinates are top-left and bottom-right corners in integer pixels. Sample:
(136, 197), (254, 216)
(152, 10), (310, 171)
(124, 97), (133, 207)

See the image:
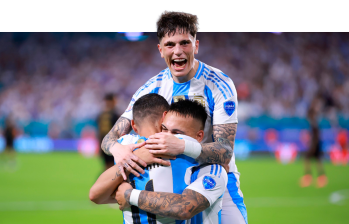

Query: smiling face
(157, 30), (199, 83)
(161, 111), (204, 143)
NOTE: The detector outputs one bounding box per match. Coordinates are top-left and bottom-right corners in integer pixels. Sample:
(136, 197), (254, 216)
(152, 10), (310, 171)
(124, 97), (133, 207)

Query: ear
(131, 120), (139, 134)
(196, 130), (204, 143)
(158, 43), (164, 58)
(194, 39), (199, 54)
(162, 111), (168, 120)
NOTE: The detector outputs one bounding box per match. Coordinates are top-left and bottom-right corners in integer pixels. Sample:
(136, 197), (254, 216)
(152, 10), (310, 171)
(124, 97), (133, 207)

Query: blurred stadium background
(0, 32), (349, 223)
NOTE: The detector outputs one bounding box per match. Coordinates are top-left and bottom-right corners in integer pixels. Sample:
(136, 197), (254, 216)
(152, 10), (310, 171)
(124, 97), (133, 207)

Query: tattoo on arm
(197, 123), (237, 165)
(124, 189), (132, 203)
(101, 117), (132, 155)
(133, 189), (209, 220)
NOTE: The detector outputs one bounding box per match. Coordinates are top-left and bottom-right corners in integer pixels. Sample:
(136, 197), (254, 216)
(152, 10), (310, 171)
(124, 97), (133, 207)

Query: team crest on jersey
(137, 139), (145, 144)
(224, 101), (235, 116)
(202, 176), (216, 190)
(173, 95), (186, 102)
(193, 95), (206, 107)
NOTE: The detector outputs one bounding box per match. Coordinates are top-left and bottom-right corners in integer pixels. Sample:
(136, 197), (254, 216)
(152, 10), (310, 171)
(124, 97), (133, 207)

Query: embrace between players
(90, 11), (247, 224)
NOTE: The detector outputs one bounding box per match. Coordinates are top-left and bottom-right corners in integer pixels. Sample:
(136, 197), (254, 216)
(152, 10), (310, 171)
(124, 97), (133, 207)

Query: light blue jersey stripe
(172, 80), (191, 100)
(214, 164), (218, 176)
(203, 72), (227, 100)
(210, 165), (214, 174)
(218, 209), (222, 224)
(129, 168), (151, 224)
(210, 70), (234, 97)
(135, 72), (165, 97)
(206, 72), (232, 98)
(171, 155), (198, 194)
(227, 172), (248, 224)
(150, 87), (160, 94)
(195, 61), (204, 79)
(218, 165), (222, 178)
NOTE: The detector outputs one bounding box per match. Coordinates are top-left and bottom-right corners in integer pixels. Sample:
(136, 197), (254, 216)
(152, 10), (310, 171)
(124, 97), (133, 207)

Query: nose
(173, 43), (183, 56)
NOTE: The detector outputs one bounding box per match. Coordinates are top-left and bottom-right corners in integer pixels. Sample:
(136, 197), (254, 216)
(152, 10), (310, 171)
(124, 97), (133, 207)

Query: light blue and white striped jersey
(117, 134), (227, 224)
(121, 60), (239, 175)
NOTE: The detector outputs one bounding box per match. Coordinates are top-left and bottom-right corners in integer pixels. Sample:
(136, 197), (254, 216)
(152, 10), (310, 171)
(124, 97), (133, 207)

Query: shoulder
(117, 134), (140, 145)
(133, 68), (171, 97)
(199, 63), (236, 99)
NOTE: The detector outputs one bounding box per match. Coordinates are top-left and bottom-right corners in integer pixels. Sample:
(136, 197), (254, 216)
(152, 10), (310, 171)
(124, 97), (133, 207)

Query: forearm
(101, 117), (132, 155)
(125, 189), (209, 220)
(89, 165), (127, 204)
(196, 123), (237, 165)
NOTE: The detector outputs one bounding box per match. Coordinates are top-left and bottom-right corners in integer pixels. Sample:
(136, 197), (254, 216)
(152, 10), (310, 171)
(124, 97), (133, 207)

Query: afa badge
(202, 176), (216, 190)
(224, 101), (235, 116)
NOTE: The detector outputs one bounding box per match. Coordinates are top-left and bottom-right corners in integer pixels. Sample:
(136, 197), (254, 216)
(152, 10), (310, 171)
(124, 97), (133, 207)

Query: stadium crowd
(0, 33), (348, 137)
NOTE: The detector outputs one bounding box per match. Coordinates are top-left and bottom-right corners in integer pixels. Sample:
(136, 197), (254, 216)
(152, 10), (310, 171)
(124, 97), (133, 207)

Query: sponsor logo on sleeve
(223, 101), (235, 116)
(202, 176), (216, 190)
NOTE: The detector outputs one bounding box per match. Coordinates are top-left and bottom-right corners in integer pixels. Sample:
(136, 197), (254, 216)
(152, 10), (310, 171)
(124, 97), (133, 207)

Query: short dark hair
(157, 11), (199, 42)
(168, 100), (207, 129)
(133, 94), (170, 125)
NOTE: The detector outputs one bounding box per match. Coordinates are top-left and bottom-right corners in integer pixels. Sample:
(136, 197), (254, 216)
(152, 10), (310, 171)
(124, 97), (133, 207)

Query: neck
(173, 59), (199, 83)
(137, 123), (161, 138)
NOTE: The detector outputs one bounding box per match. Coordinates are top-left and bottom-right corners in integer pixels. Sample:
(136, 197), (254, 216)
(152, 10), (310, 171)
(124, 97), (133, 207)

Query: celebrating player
(101, 11), (247, 223)
(91, 94), (227, 223)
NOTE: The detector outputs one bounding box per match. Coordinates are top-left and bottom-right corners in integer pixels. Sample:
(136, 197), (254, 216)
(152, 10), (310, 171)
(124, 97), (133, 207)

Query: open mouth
(172, 58), (187, 70)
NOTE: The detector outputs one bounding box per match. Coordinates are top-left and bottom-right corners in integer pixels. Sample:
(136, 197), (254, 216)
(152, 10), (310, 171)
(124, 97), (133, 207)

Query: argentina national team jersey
(121, 60), (239, 175)
(121, 60), (247, 224)
(118, 134), (199, 224)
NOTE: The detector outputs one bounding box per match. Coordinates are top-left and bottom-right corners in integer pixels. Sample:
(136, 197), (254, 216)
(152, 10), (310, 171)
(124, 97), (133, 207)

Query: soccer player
(96, 93), (120, 170)
(300, 96), (327, 188)
(91, 94), (227, 223)
(101, 12), (247, 224)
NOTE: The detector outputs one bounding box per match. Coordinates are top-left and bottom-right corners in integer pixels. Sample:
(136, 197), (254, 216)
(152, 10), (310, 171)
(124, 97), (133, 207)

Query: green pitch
(0, 152), (348, 224)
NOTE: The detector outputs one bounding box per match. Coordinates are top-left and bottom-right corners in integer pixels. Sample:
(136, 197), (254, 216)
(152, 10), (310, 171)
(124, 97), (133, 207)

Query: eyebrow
(161, 124), (185, 134)
(164, 39), (191, 46)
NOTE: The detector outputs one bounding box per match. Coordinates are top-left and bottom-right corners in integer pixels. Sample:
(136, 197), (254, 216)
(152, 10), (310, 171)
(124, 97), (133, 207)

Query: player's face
(158, 30), (199, 81)
(161, 112), (204, 142)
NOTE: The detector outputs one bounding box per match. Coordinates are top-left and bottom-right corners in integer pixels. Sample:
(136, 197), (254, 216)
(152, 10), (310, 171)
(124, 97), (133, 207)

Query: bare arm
(89, 165), (125, 204)
(125, 189), (209, 220)
(101, 117), (132, 155)
(196, 123), (237, 166)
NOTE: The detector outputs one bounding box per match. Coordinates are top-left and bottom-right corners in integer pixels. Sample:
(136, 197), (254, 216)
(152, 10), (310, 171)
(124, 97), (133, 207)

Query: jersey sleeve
(117, 134), (140, 145)
(121, 75), (162, 120)
(185, 164), (228, 206)
(212, 74), (238, 125)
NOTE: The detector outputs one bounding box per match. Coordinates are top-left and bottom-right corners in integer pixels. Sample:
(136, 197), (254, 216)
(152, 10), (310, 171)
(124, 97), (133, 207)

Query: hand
(115, 182), (133, 210)
(134, 146), (175, 166)
(110, 142), (147, 180)
(145, 132), (185, 156)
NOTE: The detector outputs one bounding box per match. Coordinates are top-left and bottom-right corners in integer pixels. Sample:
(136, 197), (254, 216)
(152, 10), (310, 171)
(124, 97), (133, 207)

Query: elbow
(177, 210), (195, 220)
(89, 190), (103, 204)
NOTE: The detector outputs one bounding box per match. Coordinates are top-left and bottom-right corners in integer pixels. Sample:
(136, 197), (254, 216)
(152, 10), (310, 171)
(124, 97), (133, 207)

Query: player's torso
(122, 135), (199, 224)
(155, 69), (215, 144)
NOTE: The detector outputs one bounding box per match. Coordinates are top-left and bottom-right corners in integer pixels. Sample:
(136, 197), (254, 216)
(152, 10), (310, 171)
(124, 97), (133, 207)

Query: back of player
(119, 134), (199, 224)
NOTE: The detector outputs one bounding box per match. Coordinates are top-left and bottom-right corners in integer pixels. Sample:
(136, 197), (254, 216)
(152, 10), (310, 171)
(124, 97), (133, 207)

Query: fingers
(144, 144), (165, 150)
(123, 162), (140, 177)
(153, 158), (171, 166)
(131, 154), (147, 167)
(127, 158), (145, 175)
(118, 165), (127, 180)
(149, 149), (167, 154)
(146, 138), (162, 144)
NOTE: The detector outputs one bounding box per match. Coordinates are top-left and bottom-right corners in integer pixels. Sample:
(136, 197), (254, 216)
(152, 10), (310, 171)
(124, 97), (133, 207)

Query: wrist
(183, 140), (202, 159)
(129, 189), (141, 206)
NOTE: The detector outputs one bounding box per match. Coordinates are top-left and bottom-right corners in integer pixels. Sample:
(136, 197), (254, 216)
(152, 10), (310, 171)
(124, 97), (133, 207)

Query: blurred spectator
(0, 33), (348, 137)
(96, 93), (120, 170)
